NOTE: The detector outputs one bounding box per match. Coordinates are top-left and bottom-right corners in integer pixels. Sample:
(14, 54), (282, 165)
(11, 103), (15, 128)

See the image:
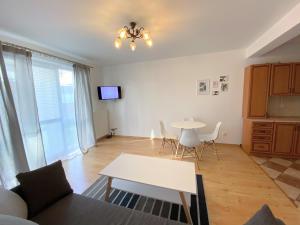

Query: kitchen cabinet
(273, 123), (295, 154)
(292, 63), (300, 95)
(294, 124), (300, 155)
(242, 121), (300, 158)
(243, 65), (270, 118)
(270, 64), (292, 96)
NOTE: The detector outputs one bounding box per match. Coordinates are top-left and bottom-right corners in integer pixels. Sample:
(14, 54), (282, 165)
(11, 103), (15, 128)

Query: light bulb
(114, 38), (122, 49)
(130, 41), (136, 51)
(146, 39), (153, 47)
(119, 28), (127, 39)
(143, 30), (150, 40)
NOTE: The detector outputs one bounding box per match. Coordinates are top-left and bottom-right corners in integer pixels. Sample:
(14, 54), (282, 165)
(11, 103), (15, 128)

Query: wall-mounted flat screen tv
(97, 86), (122, 100)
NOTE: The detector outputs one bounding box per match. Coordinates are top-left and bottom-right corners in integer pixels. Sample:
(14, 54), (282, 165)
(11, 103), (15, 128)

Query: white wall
(89, 67), (109, 139)
(98, 49), (246, 144)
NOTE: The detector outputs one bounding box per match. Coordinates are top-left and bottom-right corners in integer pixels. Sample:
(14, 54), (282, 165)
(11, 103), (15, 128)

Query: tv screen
(97, 86), (121, 100)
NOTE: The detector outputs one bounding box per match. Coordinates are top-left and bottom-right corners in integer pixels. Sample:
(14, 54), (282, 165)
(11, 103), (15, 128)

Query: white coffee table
(99, 153), (197, 224)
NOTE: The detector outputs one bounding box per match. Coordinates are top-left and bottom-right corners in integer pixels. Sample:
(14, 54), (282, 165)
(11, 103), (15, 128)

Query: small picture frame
(219, 75), (229, 82)
(197, 79), (210, 95)
(221, 83), (229, 92)
(212, 81), (219, 89)
(212, 90), (219, 96)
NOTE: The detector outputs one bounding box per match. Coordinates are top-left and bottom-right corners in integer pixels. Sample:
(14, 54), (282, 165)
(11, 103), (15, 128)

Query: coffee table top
(99, 153), (197, 194)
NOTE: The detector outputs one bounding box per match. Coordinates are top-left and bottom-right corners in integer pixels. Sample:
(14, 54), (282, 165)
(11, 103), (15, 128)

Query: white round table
(171, 121), (206, 159)
(171, 121), (206, 129)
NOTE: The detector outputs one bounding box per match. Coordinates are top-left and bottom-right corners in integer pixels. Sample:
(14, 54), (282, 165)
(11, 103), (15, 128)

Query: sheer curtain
(32, 54), (80, 163)
(0, 43), (29, 188)
(73, 64), (96, 152)
(3, 47), (46, 170)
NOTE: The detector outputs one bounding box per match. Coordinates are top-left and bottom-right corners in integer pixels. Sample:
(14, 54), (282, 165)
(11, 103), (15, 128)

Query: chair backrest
(211, 122), (222, 140)
(159, 121), (167, 138)
(179, 129), (200, 148)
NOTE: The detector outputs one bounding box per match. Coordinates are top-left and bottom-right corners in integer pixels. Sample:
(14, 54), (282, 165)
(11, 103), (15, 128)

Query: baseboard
(109, 135), (241, 146)
(114, 135), (158, 140)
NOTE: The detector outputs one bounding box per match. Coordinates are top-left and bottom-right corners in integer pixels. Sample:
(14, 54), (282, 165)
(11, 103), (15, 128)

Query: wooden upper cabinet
(273, 123), (295, 154)
(270, 64), (292, 96)
(292, 63), (300, 95)
(294, 125), (300, 155)
(244, 65), (270, 118)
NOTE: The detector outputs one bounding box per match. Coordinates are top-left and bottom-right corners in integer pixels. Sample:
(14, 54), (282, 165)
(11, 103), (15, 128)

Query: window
(32, 56), (79, 163)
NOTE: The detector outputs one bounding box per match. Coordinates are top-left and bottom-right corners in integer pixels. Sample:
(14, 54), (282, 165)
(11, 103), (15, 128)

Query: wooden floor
(63, 136), (300, 225)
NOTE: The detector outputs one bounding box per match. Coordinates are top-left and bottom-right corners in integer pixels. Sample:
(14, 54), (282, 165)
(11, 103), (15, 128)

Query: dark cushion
(244, 205), (285, 225)
(16, 161), (73, 218)
(31, 193), (184, 225)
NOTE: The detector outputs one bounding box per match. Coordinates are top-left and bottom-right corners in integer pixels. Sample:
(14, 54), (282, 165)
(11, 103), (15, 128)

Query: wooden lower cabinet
(242, 120), (300, 158)
(294, 125), (300, 155)
(273, 123), (295, 154)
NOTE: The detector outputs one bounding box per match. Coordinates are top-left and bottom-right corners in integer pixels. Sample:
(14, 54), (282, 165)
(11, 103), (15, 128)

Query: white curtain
(0, 43), (29, 188)
(3, 46), (46, 170)
(32, 54), (80, 162)
(73, 64), (96, 152)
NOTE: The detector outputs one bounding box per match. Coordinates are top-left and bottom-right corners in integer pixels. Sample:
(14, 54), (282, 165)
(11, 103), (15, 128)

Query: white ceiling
(0, 0), (300, 66)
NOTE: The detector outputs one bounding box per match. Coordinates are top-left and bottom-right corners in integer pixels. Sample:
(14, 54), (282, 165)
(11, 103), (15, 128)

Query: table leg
(105, 177), (112, 202)
(179, 191), (193, 224)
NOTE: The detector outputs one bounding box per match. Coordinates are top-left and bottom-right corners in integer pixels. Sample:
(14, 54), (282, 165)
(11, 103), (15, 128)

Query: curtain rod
(1, 41), (94, 68)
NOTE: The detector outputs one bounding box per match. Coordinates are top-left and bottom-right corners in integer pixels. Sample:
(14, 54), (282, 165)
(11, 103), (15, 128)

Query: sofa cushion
(0, 214), (38, 225)
(31, 193), (185, 225)
(243, 205), (285, 225)
(0, 187), (28, 218)
(16, 161), (73, 218)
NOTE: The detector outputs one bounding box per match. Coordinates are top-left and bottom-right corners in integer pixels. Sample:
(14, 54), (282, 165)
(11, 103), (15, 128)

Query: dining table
(171, 121), (206, 157)
(171, 121), (206, 130)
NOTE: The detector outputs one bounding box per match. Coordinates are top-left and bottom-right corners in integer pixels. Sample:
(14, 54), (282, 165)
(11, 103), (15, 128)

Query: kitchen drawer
(253, 129), (273, 136)
(252, 135), (272, 142)
(252, 142), (271, 152)
(253, 122), (273, 129)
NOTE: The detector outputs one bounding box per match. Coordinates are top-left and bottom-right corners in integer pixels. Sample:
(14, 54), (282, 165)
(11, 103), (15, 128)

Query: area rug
(82, 175), (209, 225)
(252, 156), (300, 207)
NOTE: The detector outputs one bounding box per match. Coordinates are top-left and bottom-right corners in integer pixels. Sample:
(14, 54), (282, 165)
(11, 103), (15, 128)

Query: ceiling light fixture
(114, 22), (153, 51)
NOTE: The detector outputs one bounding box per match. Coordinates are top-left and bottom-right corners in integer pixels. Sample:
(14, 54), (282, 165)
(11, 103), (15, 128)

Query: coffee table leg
(105, 177), (113, 202)
(179, 191), (193, 224)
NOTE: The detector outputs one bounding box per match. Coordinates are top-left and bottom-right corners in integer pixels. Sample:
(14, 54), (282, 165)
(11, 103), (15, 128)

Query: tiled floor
(252, 156), (300, 207)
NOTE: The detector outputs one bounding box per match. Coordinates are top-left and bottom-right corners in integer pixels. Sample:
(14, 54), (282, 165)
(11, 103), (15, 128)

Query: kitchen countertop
(247, 117), (300, 123)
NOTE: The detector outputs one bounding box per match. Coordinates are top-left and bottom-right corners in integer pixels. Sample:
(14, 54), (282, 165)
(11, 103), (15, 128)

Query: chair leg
(199, 143), (205, 160)
(212, 140), (220, 160)
(195, 146), (201, 162)
(161, 138), (166, 149)
(195, 147), (201, 168)
(180, 147), (186, 159)
(170, 139), (175, 155)
(175, 142), (180, 158)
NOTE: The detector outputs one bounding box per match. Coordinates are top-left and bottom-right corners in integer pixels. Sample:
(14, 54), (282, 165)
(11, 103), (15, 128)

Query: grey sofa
(12, 186), (185, 225)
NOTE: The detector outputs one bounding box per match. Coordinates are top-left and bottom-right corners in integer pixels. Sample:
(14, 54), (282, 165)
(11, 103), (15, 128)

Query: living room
(0, 1), (300, 225)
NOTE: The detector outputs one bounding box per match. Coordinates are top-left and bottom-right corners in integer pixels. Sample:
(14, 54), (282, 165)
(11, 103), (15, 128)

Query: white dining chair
(178, 129), (201, 168)
(159, 121), (177, 152)
(198, 122), (222, 160)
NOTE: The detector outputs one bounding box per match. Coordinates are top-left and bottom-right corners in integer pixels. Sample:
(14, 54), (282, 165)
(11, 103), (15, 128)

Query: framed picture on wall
(197, 79), (210, 95)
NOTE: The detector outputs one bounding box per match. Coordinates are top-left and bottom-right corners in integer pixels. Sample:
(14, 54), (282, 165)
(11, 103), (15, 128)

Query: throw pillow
(16, 161), (73, 218)
(243, 204), (285, 225)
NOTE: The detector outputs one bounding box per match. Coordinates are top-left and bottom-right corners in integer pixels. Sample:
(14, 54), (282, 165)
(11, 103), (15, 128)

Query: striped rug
(82, 175), (209, 225)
